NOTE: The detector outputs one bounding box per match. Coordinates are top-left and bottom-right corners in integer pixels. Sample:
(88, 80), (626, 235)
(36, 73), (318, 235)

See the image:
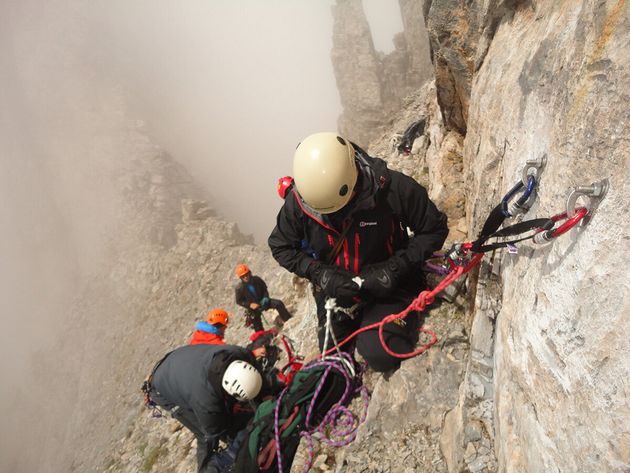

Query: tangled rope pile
(273, 353), (369, 473)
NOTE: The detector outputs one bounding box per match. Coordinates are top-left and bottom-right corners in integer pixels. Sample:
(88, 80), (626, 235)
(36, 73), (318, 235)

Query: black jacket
(235, 275), (269, 309)
(151, 344), (257, 447)
(268, 147), (448, 294)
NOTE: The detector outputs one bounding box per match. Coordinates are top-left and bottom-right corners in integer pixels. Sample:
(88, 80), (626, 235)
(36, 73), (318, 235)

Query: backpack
(233, 359), (358, 473)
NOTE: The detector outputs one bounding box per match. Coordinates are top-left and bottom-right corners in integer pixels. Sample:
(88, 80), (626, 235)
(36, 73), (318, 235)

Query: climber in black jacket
(147, 344), (268, 472)
(268, 132), (449, 373)
(234, 264), (293, 331)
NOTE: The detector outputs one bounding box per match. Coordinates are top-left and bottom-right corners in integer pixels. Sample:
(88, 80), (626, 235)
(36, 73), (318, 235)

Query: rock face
(331, 0), (433, 146)
(331, 0), (386, 146)
(424, 0), (630, 471)
(423, 0), (518, 134)
(399, 0), (434, 87)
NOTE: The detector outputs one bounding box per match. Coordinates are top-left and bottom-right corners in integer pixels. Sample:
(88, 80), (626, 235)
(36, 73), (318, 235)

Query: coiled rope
(272, 353), (369, 473)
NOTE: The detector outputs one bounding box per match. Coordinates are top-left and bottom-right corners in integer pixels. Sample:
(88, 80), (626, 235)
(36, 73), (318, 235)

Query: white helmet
(222, 360), (262, 401)
(293, 132), (358, 214)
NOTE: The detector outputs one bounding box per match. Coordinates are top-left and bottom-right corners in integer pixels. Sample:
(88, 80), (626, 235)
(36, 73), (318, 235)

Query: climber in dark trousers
(146, 344), (267, 473)
(234, 264), (293, 331)
(268, 132), (449, 373)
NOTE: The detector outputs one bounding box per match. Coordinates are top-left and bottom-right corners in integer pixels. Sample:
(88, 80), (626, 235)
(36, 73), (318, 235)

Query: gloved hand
(360, 254), (411, 298)
(307, 262), (360, 299)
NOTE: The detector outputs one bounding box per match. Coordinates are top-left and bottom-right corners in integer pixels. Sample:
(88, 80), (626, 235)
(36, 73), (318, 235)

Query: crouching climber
(145, 344), (274, 473)
(189, 308), (230, 345)
(234, 264), (293, 331)
(268, 132), (448, 373)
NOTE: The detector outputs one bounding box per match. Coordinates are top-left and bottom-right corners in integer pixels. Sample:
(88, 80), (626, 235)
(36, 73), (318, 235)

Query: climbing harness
(141, 380), (163, 418)
(321, 253), (481, 360)
(141, 351), (174, 418)
(249, 329), (305, 385)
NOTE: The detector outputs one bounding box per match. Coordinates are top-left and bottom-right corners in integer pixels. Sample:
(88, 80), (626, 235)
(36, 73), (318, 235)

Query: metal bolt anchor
(521, 154), (547, 185)
(566, 178), (610, 218)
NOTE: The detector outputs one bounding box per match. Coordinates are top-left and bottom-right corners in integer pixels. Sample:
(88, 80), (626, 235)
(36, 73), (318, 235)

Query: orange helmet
(277, 176), (294, 199)
(235, 264), (250, 278)
(207, 308), (229, 326)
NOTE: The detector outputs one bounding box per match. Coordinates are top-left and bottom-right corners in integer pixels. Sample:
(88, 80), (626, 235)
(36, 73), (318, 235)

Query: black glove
(360, 254), (411, 298)
(307, 262), (360, 299)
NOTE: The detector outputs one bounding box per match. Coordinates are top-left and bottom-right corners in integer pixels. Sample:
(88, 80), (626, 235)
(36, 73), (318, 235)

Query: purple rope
(303, 364), (336, 429)
(303, 360), (353, 430)
(272, 354), (370, 473)
(298, 355), (370, 473)
(273, 383), (289, 473)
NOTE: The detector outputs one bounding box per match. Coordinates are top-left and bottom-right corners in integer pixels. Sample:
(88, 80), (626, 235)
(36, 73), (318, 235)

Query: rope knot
(411, 290), (433, 311)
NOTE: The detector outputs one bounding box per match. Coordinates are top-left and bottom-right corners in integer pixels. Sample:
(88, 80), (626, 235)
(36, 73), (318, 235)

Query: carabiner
(532, 207), (589, 244)
(445, 242), (473, 269)
(501, 175), (537, 217)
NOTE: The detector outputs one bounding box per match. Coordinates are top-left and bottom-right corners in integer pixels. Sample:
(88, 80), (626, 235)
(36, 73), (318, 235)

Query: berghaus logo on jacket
(359, 221), (377, 227)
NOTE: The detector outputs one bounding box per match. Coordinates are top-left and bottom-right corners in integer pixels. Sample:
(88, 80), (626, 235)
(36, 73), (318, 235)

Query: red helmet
(277, 176), (294, 199)
(207, 308), (229, 326)
(235, 264), (250, 278)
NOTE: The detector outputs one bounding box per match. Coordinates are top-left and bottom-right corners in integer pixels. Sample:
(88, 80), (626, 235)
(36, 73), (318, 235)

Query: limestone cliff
(331, 0), (433, 146)
(424, 0), (629, 471)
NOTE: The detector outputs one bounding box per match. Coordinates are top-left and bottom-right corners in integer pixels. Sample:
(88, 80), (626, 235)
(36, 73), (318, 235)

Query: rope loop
(273, 354), (368, 473)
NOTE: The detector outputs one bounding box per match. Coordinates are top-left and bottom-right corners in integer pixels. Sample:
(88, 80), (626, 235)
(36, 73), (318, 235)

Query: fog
(0, 0), (403, 471)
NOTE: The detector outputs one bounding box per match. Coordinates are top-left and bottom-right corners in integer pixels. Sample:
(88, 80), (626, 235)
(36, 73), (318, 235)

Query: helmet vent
(339, 184), (348, 196)
(336, 136), (346, 146)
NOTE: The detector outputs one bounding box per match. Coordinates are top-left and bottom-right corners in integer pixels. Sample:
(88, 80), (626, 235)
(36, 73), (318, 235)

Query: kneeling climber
(268, 132), (449, 373)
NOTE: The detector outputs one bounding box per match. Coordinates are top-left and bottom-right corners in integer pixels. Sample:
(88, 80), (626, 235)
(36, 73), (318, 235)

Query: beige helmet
(293, 132), (357, 214)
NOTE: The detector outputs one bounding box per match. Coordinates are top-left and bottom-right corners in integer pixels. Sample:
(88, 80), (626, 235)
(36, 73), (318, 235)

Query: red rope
(323, 252), (484, 358)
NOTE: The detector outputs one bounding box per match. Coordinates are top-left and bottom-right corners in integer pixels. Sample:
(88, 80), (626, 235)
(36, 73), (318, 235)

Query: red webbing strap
(257, 406), (300, 469)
